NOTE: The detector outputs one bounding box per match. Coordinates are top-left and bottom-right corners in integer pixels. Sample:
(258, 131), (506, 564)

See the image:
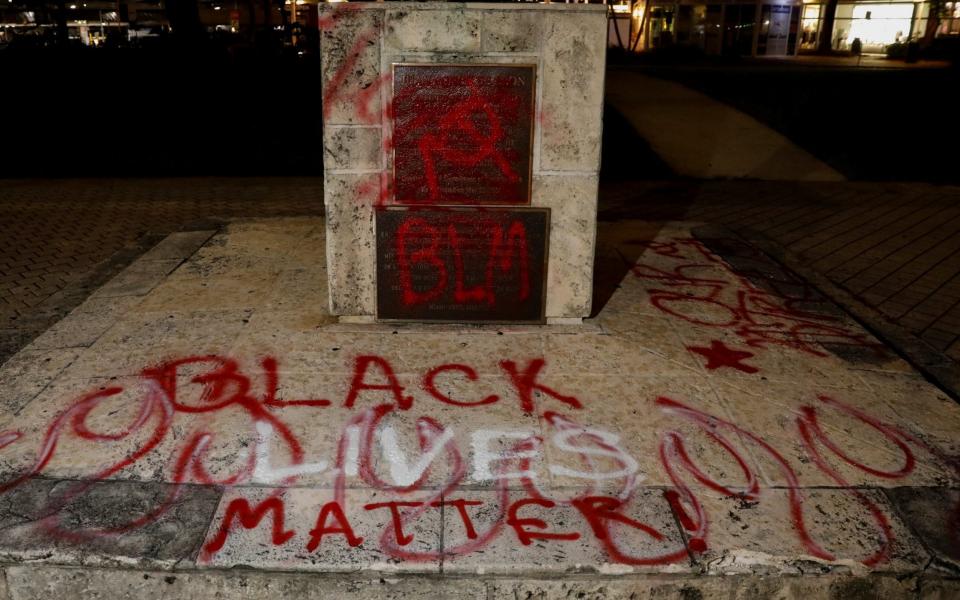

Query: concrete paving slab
(200, 487), (442, 573)
(440, 487), (690, 575)
(542, 327), (701, 378)
(674, 324), (872, 389)
(708, 380), (955, 489)
(21, 296), (145, 360)
(884, 487), (960, 574)
(135, 274), (281, 314)
(262, 270), (331, 313)
(535, 374), (731, 491)
(89, 261), (184, 300)
(859, 371), (960, 461)
(0, 567), (948, 600)
(0, 376), (178, 482)
(175, 252), (286, 280)
(232, 331), (550, 378)
(0, 346), (82, 417)
(58, 309), (254, 380)
(3, 568), (492, 599)
(486, 575), (922, 599)
(692, 488), (930, 575)
(0, 478), (220, 569)
(0, 217), (958, 589)
(135, 231), (217, 263)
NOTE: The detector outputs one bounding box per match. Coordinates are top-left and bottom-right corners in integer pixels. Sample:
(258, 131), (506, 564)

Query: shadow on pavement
(600, 103), (675, 182)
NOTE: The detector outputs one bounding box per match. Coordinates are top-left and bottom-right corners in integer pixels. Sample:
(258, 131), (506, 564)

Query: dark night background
(1, 44), (324, 177)
(1, 1), (959, 182)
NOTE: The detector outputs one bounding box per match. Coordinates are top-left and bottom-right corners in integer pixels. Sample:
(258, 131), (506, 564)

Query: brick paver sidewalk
(0, 178), (324, 363)
(2, 178), (958, 370)
(601, 180), (960, 364)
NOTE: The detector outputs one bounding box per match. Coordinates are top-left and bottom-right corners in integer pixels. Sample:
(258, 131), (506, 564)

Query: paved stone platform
(0, 218), (958, 598)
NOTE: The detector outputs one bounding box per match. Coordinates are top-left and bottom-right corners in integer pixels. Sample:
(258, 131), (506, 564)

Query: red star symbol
(687, 340), (760, 374)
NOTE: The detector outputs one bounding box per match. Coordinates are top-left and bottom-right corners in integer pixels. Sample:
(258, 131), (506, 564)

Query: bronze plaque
(392, 64), (535, 206)
(376, 207), (549, 323)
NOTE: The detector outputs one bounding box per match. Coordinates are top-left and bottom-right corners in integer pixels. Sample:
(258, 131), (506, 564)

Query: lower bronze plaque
(376, 207), (549, 323)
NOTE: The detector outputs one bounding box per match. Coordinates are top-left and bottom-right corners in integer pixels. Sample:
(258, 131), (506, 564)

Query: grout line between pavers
(8, 349), (84, 419)
(805, 201), (938, 267)
(785, 198), (904, 256)
(750, 189), (864, 243)
(660, 488), (699, 570)
(878, 486), (944, 573)
(861, 233), (960, 305)
(911, 274), (960, 335)
(834, 208), (960, 286)
(813, 198), (950, 267)
(437, 489), (445, 576)
(186, 484), (228, 570)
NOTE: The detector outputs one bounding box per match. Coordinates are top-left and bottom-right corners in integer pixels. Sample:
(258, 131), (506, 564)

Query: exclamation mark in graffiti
(664, 489), (706, 553)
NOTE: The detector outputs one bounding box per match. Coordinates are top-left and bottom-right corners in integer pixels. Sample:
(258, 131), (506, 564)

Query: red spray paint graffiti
(629, 238), (886, 359)
(376, 208), (547, 321)
(319, 8), (550, 210)
(686, 340), (760, 374)
(391, 67), (534, 206)
(394, 215), (532, 308)
(0, 352), (956, 568)
(657, 393), (960, 567)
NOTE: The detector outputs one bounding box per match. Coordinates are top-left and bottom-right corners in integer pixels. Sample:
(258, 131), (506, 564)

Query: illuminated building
(609, 0), (942, 55)
(0, 0), (320, 46)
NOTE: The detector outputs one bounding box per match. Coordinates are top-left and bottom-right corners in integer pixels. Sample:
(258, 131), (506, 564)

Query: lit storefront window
(832, 2), (917, 51)
(939, 1), (960, 34)
(648, 5), (676, 48)
(800, 3), (822, 49)
(616, 0), (947, 56)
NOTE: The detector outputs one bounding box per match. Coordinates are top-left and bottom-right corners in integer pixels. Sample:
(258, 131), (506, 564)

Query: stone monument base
(320, 2), (607, 324)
